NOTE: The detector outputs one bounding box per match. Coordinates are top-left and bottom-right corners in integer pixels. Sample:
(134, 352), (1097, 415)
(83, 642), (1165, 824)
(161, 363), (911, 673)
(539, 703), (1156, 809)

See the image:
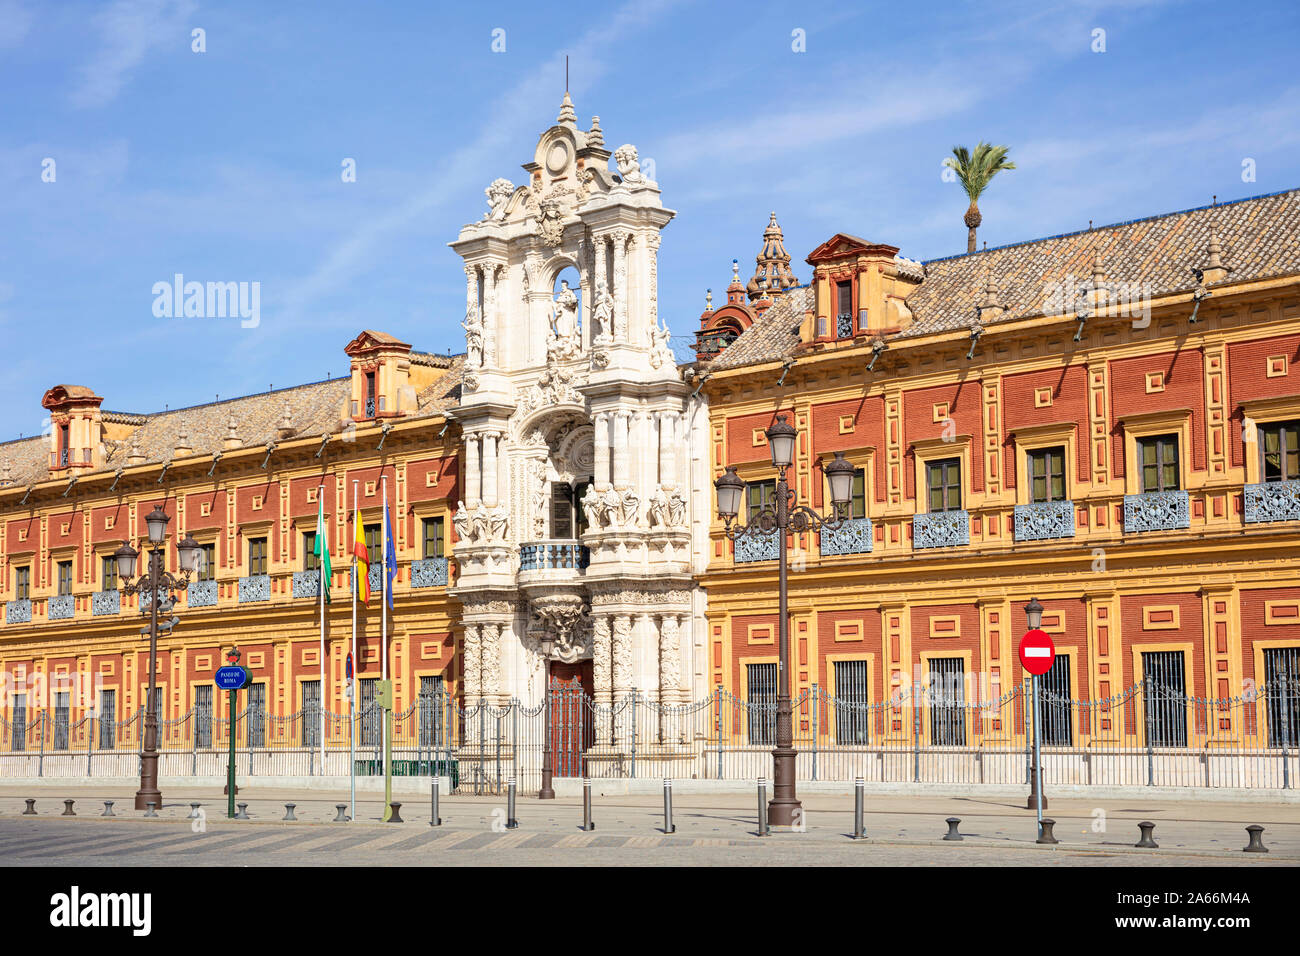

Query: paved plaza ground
(1, 785), (1296, 866)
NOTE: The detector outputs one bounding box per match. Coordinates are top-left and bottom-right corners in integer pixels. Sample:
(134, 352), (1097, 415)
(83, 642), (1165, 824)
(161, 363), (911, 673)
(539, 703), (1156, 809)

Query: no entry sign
(1018, 629), (1056, 676)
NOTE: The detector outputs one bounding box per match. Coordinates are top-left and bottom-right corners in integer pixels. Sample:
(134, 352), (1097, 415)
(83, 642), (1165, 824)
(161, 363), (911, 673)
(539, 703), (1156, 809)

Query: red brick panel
(5, 517), (38, 556)
(815, 607), (883, 698)
(902, 381), (984, 500)
(1109, 350), (1207, 478)
(89, 504), (131, 545)
(1118, 592), (1205, 694)
(1239, 587), (1300, 685)
(407, 456), (460, 504)
(808, 396), (886, 506)
(910, 603), (982, 679)
(1226, 333), (1300, 467)
(1001, 365), (1090, 489)
(288, 476), (331, 519)
(724, 408), (797, 466)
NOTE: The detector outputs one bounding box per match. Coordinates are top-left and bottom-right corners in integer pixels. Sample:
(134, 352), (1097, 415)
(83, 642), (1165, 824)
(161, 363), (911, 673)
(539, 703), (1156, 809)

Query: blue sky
(2, 0), (1298, 436)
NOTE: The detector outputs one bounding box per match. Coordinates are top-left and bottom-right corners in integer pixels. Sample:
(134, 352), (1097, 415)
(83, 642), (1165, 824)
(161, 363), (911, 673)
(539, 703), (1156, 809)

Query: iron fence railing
(2, 679), (1297, 792)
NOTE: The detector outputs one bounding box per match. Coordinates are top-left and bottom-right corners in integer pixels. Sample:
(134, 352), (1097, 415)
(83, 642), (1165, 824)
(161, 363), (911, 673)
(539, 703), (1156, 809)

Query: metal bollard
(333, 803), (349, 823)
(144, 802), (158, 818)
(1244, 825), (1268, 853)
(581, 777), (595, 832)
(944, 817), (963, 841)
(388, 802), (403, 823)
(102, 801), (115, 817)
(757, 778), (768, 837)
(663, 778), (676, 834)
(506, 778), (518, 829)
(62, 799), (76, 817)
(187, 802), (201, 819)
(283, 803), (297, 822)
(22, 799), (36, 815)
(430, 778), (442, 827)
(1135, 821), (1158, 848)
(853, 778), (866, 839)
(1036, 817), (1058, 845)
(234, 803), (249, 820)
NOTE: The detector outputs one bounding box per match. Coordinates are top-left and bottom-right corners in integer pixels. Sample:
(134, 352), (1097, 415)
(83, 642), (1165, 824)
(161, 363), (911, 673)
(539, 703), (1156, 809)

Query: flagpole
(318, 483), (326, 777)
(350, 479), (358, 823)
(381, 475), (389, 784)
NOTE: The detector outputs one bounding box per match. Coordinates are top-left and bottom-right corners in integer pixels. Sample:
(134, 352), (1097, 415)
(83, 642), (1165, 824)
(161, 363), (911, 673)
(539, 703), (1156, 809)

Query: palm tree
(943, 143), (1016, 253)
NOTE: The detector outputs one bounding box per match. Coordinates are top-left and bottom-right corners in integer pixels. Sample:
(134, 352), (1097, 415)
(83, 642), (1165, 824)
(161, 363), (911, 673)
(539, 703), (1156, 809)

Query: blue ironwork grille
(819, 517), (873, 556)
(1123, 490), (1190, 533)
(1244, 479), (1300, 524)
(411, 558), (449, 588)
(1013, 501), (1075, 541)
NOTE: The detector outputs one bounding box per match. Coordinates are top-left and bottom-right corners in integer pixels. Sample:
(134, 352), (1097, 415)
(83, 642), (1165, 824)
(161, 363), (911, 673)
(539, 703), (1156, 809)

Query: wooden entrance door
(549, 661), (593, 777)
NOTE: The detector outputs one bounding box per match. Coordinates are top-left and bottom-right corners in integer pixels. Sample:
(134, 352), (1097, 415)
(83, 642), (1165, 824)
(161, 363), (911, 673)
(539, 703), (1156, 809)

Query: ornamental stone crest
(534, 184), (572, 247)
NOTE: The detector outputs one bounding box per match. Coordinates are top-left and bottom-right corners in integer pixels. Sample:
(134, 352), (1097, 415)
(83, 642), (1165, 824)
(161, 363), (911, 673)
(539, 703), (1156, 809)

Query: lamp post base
(768, 746), (802, 828)
(134, 788), (162, 812)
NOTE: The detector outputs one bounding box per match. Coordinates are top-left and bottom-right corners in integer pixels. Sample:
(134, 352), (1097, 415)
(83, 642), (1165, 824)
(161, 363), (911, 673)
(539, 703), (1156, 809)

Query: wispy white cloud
(71, 0), (197, 109)
(0, 0), (34, 49)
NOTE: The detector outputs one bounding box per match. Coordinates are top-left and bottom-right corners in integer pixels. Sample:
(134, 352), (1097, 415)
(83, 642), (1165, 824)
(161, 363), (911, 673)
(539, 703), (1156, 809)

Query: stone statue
(452, 502), (471, 541)
(483, 178), (514, 221)
(614, 144), (642, 184)
(649, 322), (674, 368)
(548, 280), (581, 360)
(591, 280), (613, 345)
(462, 302), (484, 368)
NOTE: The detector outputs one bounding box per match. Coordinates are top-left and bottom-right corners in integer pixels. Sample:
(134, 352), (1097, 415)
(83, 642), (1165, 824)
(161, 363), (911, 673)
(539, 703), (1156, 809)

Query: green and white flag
(315, 498), (332, 604)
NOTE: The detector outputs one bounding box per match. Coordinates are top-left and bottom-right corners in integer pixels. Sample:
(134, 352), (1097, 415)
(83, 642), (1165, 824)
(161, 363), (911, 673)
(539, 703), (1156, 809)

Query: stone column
(462, 624), (481, 703)
(592, 614), (613, 745)
(482, 431), (498, 508)
(612, 614), (633, 745)
(646, 233), (660, 337)
(482, 265), (497, 367)
(465, 432), (481, 509)
(593, 233), (608, 319)
(612, 230), (629, 342)
(464, 264), (478, 315)
(658, 411), (675, 488)
(612, 412), (631, 489)
(480, 623), (501, 702)
(659, 613), (683, 740)
(593, 413), (610, 489)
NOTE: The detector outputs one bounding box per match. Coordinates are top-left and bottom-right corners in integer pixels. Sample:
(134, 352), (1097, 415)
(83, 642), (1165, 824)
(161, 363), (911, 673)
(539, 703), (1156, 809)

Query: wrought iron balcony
(913, 511), (970, 549)
(6, 599), (31, 624)
(1123, 490), (1190, 533)
(293, 570), (320, 598)
(411, 557), (449, 588)
(819, 517), (873, 557)
(48, 594), (75, 620)
(369, 564), (382, 594)
(734, 531), (778, 563)
(519, 540), (590, 572)
(1014, 500), (1076, 542)
(238, 574), (271, 603)
(188, 580), (218, 608)
(92, 590), (121, 616)
(1244, 479), (1300, 524)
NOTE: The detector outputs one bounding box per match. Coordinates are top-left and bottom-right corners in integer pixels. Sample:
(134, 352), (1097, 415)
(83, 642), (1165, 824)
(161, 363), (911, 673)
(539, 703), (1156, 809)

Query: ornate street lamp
(714, 416), (854, 828)
(114, 505), (200, 810)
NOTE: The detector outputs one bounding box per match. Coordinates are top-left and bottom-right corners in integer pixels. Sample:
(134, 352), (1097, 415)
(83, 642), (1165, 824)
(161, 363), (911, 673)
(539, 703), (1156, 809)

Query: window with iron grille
(833, 660), (870, 744)
(1261, 420), (1300, 482)
(193, 685), (211, 748)
(59, 423), (70, 468)
(419, 675), (444, 747)
(1264, 647), (1300, 748)
(101, 555), (117, 592)
(1038, 654), (1073, 746)
(301, 680), (321, 747)
(422, 517), (445, 559)
(926, 458), (962, 513)
(247, 682), (266, 748)
(1138, 434), (1180, 492)
(359, 678), (379, 747)
(365, 371), (377, 418)
(57, 561), (73, 596)
(746, 662), (777, 745)
(928, 657), (966, 746)
(1142, 650), (1187, 747)
(53, 690), (69, 750)
(197, 543), (216, 581)
(1027, 447), (1067, 503)
(248, 538), (267, 576)
(835, 281), (853, 338)
(15, 566), (29, 601)
(11, 694), (25, 751)
(303, 532), (320, 572)
(98, 689), (115, 749)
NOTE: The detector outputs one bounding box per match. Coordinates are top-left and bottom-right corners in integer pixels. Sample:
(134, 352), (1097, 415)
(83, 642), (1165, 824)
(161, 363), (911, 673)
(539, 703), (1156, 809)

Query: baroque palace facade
(2, 95), (1300, 768)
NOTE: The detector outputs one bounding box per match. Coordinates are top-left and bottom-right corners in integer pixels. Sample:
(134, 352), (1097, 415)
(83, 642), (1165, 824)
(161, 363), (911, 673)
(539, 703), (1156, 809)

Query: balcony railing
(48, 594), (76, 620)
(1014, 500), (1076, 542)
(6, 600), (31, 624)
(913, 511), (970, 549)
(519, 541), (590, 572)
(188, 580), (218, 607)
(1124, 490), (1190, 533)
(734, 531), (778, 563)
(239, 574), (271, 603)
(411, 557), (449, 588)
(293, 570), (320, 599)
(1244, 479), (1300, 524)
(819, 517), (873, 557)
(369, 564), (382, 594)
(92, 590), (121, 616)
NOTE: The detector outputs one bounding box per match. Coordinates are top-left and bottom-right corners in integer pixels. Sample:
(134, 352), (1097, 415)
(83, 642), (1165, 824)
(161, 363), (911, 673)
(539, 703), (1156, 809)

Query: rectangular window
(419, 675), (444, 748)
(747, 479), (777, 521)
(926, 458), (962, 513)
(746, 662), (777, 746)
(194, 685), (212, 749)
(1261, 420), (1300, 482)
(57, 561), (73, 596)
(59, 423), (70, 468)
(98, 689), (115, 749)
(551, 482), (573, 538)
(1027, 447), (1067, 503)
(53, 690), (70, 750)
(301, 680), (321, 747)
(928, 657), (966, 746)
(835, 281), (853, 337)
(11, 694), (26, 751)
(100, 555), (116, 592)
(1264, 647), (1300, 748)
(365, 372), (377, 418)
(1039, 655), (1073, 746)
(833, 659), (870, 744)
(1138, 434), (1180, 493)
(248, 537), (267, 575)
(196, 543), (216, 581)
(15, 566), (30, 601)
(303, 532), (319, 572)
(365, 525), (381, 566)
(1142, 650), (1187, 748)
(422, 517), (445, 559)
(247, 683), (266, 748)
(359, 678), (380, 747)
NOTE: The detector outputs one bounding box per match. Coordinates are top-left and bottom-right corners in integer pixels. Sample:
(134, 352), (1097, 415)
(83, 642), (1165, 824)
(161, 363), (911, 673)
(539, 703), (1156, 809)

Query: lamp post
(714, 415), (855, 828)
(113, 505), (202, 811)
(1023, 596), (1047, 812)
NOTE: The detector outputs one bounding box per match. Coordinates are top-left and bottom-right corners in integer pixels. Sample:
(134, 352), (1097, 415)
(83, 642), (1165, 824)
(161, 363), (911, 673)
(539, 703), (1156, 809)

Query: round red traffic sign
(1018, 629), (1056, 676)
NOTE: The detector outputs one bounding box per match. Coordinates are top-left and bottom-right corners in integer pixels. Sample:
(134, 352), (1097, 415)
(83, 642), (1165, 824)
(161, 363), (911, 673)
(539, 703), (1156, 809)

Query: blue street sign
(346, 652), (353, 680)
(215, 666), (249, 690)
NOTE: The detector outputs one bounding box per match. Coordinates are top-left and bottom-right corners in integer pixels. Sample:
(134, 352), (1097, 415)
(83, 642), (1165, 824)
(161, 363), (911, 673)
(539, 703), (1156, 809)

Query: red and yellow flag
(353, 511), (370, 605)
